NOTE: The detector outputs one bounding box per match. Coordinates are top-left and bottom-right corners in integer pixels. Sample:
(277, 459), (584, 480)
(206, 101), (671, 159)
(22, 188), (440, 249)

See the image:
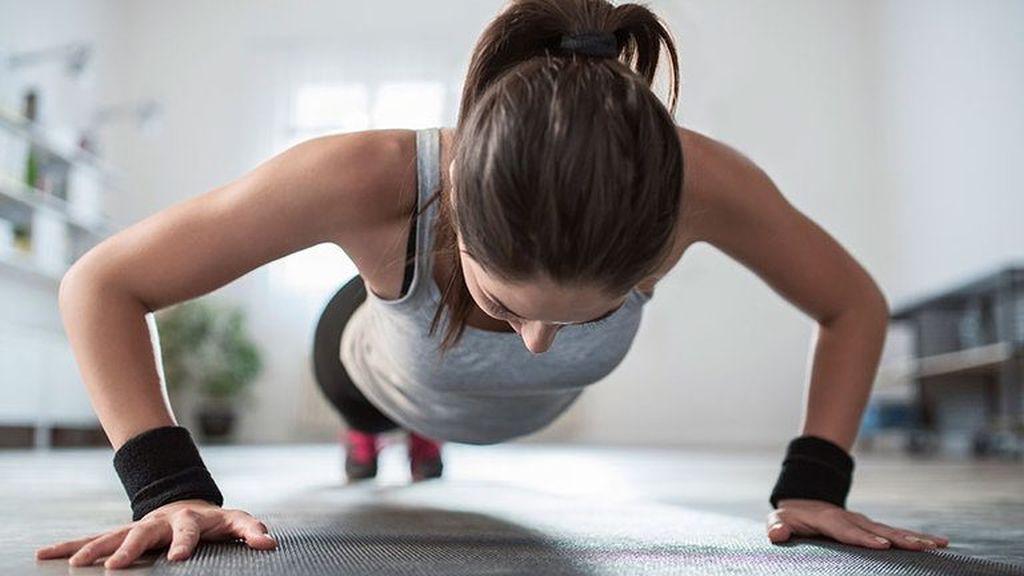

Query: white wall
(870, 0), (1024, 303)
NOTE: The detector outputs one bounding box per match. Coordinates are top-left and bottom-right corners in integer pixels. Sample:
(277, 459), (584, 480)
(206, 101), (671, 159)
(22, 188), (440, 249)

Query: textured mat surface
(151, 481), (1023, 575)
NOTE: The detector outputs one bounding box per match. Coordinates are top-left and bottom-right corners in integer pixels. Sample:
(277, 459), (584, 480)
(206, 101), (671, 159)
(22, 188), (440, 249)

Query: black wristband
(113, 425), (224, 521)
(769, 435), (854, 509)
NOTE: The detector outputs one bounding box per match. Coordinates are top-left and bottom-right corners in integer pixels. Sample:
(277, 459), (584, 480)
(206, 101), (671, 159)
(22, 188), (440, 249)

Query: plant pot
(197, 404), (236, 441)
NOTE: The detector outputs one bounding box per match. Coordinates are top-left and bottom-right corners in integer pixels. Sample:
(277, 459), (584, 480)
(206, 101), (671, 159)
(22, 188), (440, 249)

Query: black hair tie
(559, 31), (619, 58)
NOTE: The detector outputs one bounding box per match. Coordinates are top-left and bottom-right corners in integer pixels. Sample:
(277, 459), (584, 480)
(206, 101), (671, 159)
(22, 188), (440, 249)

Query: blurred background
(1, 0), (1021, 457)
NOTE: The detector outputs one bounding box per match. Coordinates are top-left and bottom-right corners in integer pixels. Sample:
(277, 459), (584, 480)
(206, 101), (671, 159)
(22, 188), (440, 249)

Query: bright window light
(294, 83), (370, 132)
(269, 80), (444, 298)
(372, 82), (445, 128)
(268, 243), (357, 293)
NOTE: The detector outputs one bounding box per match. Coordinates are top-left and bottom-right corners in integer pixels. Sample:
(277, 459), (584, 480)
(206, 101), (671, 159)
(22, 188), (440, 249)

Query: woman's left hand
(767, 499), (950, 551)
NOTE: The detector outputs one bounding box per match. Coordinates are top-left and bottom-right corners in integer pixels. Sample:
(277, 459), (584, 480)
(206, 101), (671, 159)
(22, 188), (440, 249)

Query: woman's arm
(679, 127), (947, 551)
(39, 130), (406, 568)
(679, 127), (888, 451)
(59, 130), (399, 450)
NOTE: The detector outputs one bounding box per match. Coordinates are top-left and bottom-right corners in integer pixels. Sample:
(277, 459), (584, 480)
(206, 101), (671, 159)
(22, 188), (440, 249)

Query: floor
(3, 437), (1022, 573)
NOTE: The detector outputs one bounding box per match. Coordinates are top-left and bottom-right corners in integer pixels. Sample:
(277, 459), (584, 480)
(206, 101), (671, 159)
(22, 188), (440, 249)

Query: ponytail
(426, 0), (684, 355)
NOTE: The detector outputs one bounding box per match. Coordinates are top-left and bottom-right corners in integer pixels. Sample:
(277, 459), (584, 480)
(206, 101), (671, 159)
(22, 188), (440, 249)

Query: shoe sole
(345, 459), (378, 481)
(410, 459), (443, 481)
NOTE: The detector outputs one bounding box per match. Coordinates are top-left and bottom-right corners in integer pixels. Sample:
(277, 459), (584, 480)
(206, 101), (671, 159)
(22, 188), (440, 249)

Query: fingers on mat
(830, 521), (891, 549)
(36, 533), (107, 559)
(848, 515), (943, 550)
(68, 531), (128, 567)
(104, 522), (167, 569)
(167, 512), (203, 561)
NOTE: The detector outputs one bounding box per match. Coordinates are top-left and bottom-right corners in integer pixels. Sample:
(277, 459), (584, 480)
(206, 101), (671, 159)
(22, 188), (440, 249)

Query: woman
(37, 0), (949, 569)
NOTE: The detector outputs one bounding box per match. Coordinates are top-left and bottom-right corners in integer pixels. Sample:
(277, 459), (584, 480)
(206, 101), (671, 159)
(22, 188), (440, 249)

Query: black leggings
(312, 275), (401, 434)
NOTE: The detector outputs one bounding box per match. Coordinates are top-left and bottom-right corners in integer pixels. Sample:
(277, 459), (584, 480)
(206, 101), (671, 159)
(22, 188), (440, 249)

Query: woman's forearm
(58, 269), (177, 451)
(799, 300), (889, 451)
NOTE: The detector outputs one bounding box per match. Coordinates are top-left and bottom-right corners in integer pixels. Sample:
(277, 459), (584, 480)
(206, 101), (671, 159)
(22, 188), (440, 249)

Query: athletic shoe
(408, 431), (444, 481)
(343, 429), (379, 481)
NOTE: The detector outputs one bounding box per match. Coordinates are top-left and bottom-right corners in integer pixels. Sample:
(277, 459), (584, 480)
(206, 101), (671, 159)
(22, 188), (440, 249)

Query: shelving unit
(879, 266), (1024, 457)
(0, 106), (120, 282)
(0, 104), (122, 448)
(878, 342), (1014, 382)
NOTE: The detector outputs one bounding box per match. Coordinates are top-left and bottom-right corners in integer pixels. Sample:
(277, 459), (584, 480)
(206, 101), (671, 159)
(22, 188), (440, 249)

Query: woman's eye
(485, 302), (511, 319)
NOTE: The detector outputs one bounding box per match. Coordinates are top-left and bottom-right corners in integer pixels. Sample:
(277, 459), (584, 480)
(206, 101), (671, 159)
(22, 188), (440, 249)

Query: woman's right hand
(35, 499), (278, 569)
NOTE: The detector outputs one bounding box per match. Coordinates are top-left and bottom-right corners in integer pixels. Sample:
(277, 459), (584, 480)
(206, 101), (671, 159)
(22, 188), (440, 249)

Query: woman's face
(448, 162), (626, 354)
(457, 235), (627, 355)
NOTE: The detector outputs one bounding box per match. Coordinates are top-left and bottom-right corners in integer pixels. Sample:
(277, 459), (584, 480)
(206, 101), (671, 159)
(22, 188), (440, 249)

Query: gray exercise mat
(152, 481), (1023, 575)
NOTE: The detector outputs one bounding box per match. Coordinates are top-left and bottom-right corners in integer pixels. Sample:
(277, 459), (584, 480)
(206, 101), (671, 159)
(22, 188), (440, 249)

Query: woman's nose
(516, 321), (560, 354)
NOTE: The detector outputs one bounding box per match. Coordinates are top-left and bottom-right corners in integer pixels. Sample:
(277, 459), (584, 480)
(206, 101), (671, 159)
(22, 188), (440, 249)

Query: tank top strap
(412, 127), (442, 301)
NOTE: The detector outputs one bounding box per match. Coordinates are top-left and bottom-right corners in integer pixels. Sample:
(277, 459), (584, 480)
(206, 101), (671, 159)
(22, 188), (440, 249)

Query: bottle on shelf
(22, 89), (71, 202)
(22, 89), (41, 193)
(12, 221), (31, 254)
(64, 127), (105, 231)
(38, 150), (70, 201)
(15, 88), (41, 254)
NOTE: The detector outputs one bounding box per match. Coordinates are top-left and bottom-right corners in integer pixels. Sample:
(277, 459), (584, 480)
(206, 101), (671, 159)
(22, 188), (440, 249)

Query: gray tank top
(339, 127), (654, 444)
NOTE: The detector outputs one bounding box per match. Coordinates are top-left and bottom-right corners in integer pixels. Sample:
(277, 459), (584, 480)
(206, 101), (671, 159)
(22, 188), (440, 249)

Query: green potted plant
(155, 298), (263, 441)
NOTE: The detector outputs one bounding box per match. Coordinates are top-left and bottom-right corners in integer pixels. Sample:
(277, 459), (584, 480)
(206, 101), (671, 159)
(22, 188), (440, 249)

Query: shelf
(0, 103), (119, 442)
(916, 342), (1015, 378)
(890, 265), (1024, 319)
(0, 107), (122, 181)
(0, 250), (63, 284)
(0, 173), (113, 238)
(876, 342), (1016, 385)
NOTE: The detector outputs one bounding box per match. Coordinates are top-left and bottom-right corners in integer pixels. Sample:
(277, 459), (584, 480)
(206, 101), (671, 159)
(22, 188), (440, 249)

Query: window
(267, 79), (445, 296)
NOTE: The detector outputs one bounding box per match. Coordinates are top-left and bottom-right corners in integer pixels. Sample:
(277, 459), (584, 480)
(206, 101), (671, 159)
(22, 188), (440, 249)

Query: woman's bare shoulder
(61, 129), (420, 313)
(634, 126), (707, 292)
(308, 128), (418, 235)
(674, 124), (782, 247)
(312, 128), (422, 294)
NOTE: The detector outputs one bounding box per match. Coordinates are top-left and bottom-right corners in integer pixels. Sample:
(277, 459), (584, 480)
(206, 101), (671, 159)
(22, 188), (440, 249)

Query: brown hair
(419, 0), (684, 356)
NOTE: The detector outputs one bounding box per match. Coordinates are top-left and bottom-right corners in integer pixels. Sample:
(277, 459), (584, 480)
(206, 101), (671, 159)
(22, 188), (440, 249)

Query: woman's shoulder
(673, 124), (781, 248)
(307, 129), (422, 295)
(311, 128), (419, 230)
(633, 124), (763, 291)
(633, 126), (705, 290)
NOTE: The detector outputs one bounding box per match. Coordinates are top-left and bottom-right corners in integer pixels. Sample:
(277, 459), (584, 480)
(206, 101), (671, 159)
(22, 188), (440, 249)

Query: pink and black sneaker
(342, 429), (379, 481)
(408, 431), (444, 481)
